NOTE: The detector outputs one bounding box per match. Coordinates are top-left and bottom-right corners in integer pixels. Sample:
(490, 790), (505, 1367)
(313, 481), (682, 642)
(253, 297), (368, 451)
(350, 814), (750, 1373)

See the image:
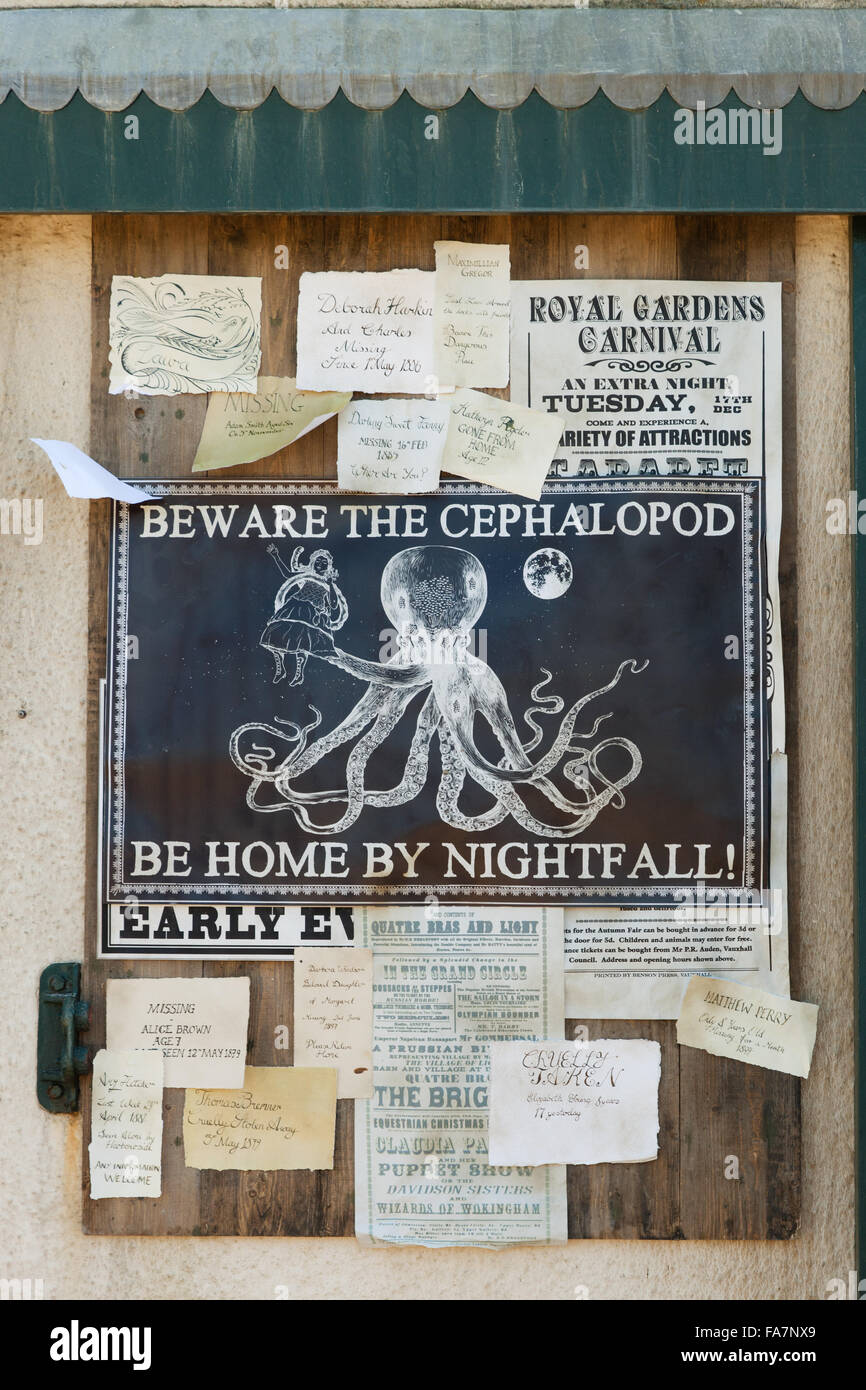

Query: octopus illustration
(229, 545), (647, 838)
(111, 278), (260, 393)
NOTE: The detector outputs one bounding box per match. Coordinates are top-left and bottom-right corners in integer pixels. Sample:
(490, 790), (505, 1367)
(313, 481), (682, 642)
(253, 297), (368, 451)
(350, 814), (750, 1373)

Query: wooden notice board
(82, 212), (800, 1238)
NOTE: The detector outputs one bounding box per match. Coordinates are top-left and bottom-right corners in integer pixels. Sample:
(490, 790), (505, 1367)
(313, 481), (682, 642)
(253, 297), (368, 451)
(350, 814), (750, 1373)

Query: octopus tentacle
(274, 687), (417, 832)
(436, 724), (509, 831)
(231, 538), (648, 842)
(277, 685), (390, 783)
(229, 707), (322, 783)
(232, 689), (394, 813)
(366, 689), (442, 806)
(432, 657), (646, 838)
(571, 736), (644, 810)
(440, 657), (647, 787)
(323, 647), (431, 688)
(521, 668), (565, 753)
(463, 738), (642, 839)
(242, 689), (438, 817)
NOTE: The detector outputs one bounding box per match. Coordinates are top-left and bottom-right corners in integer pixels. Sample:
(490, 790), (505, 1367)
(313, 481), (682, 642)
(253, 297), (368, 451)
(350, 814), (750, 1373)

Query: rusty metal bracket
(37, 963), (91, 1114)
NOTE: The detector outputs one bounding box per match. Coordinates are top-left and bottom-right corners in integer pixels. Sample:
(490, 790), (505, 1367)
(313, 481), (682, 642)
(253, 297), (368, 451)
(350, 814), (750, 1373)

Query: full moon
(522, 548), (573, 600)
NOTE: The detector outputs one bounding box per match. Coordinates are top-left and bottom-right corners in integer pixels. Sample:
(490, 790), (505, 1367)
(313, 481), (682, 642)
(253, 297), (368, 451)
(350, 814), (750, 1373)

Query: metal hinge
(37, 963), (91, 1114)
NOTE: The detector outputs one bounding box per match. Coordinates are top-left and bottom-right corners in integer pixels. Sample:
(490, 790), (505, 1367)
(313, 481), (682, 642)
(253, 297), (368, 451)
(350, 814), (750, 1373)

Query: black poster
(102, 480), (769, 954)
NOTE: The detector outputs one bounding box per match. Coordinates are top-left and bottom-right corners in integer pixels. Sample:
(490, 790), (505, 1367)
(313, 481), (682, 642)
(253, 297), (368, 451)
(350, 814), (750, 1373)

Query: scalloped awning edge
(1, 7), (865, 114)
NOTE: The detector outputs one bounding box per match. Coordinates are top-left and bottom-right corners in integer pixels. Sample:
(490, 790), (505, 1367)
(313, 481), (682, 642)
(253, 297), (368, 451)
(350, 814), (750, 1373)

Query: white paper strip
(32, 439), (158, 502)
(677, 976), (818, 1077)
(109, 274), (262, 396)
(441, 389), (564, 499)
(293, 947), (374, 1098)
(192, 376), (350, 472)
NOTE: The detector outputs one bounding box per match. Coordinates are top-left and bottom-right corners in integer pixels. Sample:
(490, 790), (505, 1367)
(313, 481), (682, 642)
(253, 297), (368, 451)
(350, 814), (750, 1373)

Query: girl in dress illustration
(261, 544), (348, 686)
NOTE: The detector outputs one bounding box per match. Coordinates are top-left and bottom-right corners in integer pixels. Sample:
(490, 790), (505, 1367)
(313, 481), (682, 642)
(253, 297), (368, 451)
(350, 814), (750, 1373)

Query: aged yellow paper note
(192, 377), (350, 472)
(676, 976), (818, 1077)
(336, 398), (449, 492)
(434, 241), (510, 388)
(107, 976), (250, 1089)
(183, 1066), (337, 1170)
(293, 948), (374, 1098)
(89, 1048), (164, 1198)
(441, 389), (564, 499)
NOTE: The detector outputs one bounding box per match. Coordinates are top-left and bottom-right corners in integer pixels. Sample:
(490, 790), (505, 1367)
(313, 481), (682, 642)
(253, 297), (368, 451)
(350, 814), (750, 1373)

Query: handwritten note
(441, 389), (564, 499)
(183, 1066), (337, 1171)
(192, 377), (350, 472)
(296, 270), (439, 394)
(106, 977), (250, 1088)
(488, 1039), (661, 1166)
(109, 274), (262, 395)
(293, 948), (374, 1097)
(88, 1049), (163, 1198)
(677, 977), (818, 1077)
(434, 241), (510, 387)
(336, 398), (450, 492)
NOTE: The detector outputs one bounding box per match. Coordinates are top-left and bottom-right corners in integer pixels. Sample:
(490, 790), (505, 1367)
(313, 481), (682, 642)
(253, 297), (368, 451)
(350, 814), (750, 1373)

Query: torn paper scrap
(489, 1038), (661, 1166)
(106, 976), (250, 1088)
(88, 1048), (163, 1198)
(336, 397), (450, 492)
(31, 439), (158, 503)
(109, 274), (262, 395)
(293, 947), (373, 1098)
(192, 376), (350, 472)
(434, 240), (510, 388)
(183, 1066), (337, 1171)
(441, 389), (564, 499)
(676, 976), (818, 1077)
(296, 269), (439, 394)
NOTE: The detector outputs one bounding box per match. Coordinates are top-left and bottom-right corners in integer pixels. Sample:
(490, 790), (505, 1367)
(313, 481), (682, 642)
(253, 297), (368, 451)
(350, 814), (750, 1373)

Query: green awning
(2, 8), (865, 213)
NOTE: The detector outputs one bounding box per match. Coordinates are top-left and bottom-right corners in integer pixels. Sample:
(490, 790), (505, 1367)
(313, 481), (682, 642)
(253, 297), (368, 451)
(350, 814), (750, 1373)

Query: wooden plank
(194, 214), (356, 1233)
(201, 214), (329, 482)
(507, 214), (686, 1239)
(676, 215), (801, 1238)
(196, 961), (353, 1236)
(567, 1020), (681, 1239)
(91, 214), (209, 479)
(83, 213), (799, 1240)
(83, 213), (211, 1235)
